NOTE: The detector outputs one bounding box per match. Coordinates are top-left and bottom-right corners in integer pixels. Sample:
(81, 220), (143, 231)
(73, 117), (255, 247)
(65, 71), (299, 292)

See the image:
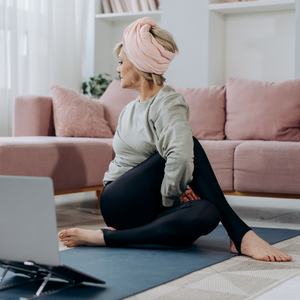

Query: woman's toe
(276, 251), (291, 262)
(262, 255), (270, 262)
(63, 241), (73, 247)
(60, 237), (69, 242)
(59, 230), (69, 239)
(279, 254), (287, 261)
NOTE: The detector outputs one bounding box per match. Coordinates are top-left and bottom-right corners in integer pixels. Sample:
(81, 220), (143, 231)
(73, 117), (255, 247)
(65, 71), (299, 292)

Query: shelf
(209, 0), (295, 14)
(95, 10), (161, 22)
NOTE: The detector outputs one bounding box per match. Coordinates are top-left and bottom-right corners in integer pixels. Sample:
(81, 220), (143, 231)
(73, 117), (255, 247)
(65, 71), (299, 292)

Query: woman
(59, 17), (292, 262)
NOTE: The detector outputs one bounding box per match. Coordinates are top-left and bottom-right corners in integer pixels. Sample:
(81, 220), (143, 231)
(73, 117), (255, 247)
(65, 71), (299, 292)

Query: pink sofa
(0, 78), (299, 200)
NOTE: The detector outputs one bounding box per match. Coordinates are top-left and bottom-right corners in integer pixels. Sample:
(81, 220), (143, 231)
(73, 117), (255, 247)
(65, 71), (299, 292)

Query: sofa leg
(96, 190), (102, 202)
(55, 185), (104, 202)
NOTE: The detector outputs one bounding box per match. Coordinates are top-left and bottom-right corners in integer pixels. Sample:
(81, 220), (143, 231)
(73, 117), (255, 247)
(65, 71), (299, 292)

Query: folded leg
(100, 151), (166, 230)
(103, 200), (220, 247)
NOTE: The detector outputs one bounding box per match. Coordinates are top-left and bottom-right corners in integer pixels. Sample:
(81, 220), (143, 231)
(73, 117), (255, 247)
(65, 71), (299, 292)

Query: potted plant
(82, 73), (117, 98)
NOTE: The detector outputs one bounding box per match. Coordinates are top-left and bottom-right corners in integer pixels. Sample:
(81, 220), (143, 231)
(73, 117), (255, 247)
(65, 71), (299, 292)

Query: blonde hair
(113, 27), (179, 87)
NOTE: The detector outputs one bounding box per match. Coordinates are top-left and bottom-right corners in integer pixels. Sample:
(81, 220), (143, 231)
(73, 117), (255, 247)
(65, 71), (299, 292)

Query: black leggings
(100, 137), (251, 253)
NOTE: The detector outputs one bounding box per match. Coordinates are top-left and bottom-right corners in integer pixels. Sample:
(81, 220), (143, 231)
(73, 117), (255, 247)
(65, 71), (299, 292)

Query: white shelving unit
(209, 0), (295, 14)
(208, 0), (297, 86)
(95, 10), (161, 22)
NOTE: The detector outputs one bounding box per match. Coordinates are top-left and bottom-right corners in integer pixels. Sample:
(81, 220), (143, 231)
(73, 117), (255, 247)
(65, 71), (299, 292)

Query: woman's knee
(188, 198), (219, 213)
(188, 200), (221, 234)
(169, 200), (220, 246)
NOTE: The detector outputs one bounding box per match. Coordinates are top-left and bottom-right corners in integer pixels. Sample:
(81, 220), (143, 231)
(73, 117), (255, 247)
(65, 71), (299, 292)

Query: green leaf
(81, 73), (113, 99)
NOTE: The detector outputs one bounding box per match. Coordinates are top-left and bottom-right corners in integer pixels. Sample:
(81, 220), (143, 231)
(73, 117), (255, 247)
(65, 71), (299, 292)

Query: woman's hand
(180, 185), (200, 203)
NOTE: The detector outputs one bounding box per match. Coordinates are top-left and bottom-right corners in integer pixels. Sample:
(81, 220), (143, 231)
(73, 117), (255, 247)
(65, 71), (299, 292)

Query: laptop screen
(0, 176), (60, 266)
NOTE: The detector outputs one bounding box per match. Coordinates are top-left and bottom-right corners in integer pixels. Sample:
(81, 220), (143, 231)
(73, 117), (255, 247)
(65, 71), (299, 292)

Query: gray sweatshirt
(103, 85), (194, 207)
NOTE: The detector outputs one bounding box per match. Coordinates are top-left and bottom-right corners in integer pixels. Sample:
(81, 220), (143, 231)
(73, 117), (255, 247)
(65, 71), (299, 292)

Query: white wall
(161, 0), (210, 88)
(83, 0), (96, 81)
(225, 10), (295, 83)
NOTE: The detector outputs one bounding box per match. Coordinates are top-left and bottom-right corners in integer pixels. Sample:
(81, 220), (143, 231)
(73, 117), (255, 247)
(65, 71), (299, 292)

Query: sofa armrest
(13, 95), (55, 136)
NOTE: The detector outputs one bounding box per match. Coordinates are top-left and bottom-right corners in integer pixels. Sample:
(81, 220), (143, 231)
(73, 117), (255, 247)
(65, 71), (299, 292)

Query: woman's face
(116, 47), (141, 89)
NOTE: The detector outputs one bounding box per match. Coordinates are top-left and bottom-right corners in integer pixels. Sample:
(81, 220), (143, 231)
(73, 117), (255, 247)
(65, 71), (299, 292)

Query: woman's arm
(154, 92), (194, 207)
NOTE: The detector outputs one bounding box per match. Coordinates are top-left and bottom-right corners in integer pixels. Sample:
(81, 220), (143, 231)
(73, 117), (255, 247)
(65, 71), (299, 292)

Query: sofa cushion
(99, 80), (139, 134)
(51, 84), (113, 138)
(199, 140), (244, 191)
(174, 86), (226, 140)
(225, 78), (300, 141)
(234, 141), (300, 194)
(99, 138), (114, 159)
(0, 137), (113, 191)
(14, 95), (55, 137)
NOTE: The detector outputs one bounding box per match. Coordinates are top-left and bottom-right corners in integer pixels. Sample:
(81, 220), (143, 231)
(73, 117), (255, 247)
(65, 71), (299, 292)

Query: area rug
(127, 235), (300, 300)
(1, 226), (299, 300)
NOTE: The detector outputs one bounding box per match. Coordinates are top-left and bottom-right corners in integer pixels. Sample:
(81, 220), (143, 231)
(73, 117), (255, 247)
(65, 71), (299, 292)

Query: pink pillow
(50, 84), (113, 138)
(99, 80), (139, 133)
(173, 85), (226, 140)
(225, 78), (300, 141)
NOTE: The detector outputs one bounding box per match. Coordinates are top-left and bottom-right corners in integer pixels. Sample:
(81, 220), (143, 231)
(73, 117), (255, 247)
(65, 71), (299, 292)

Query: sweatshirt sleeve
(154, 93), (194, 207)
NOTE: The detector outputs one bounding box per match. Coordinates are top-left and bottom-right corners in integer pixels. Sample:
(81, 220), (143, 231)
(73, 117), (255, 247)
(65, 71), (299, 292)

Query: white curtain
(0, 0), (90, 136)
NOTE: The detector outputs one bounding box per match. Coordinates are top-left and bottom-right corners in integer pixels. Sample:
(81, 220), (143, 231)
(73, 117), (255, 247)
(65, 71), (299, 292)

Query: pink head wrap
(122, 17), (176, 75)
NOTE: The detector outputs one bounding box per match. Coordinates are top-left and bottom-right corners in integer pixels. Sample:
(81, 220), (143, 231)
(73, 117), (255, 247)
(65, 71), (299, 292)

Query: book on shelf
(102, 0), (112, 13)
(225, 0), (257, 2)
(120, 0), (129, 12)
(124, 0), (133, 12)
(114, 0), (124, 12)
(148, 0), (159, 11)
(130, 0), (140, 12)
(97, 0), (103, 13)
(110, 0), (118, 13)
(140, 0), (150, 11)
(100, 0), (159, 14)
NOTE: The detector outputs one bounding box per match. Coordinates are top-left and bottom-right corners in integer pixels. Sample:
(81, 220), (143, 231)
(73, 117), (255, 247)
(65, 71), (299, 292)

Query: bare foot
(230, 230), (292, 262)
(230, 238), (238, 254)
(58, 227), (115, 248)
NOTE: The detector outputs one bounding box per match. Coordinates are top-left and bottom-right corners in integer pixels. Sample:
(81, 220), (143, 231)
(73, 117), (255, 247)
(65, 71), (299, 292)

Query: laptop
(0, 175), (105, 296)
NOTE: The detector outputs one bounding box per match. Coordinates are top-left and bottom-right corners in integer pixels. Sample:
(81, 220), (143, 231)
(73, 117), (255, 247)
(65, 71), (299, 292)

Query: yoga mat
(1, 226), (300, 300)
